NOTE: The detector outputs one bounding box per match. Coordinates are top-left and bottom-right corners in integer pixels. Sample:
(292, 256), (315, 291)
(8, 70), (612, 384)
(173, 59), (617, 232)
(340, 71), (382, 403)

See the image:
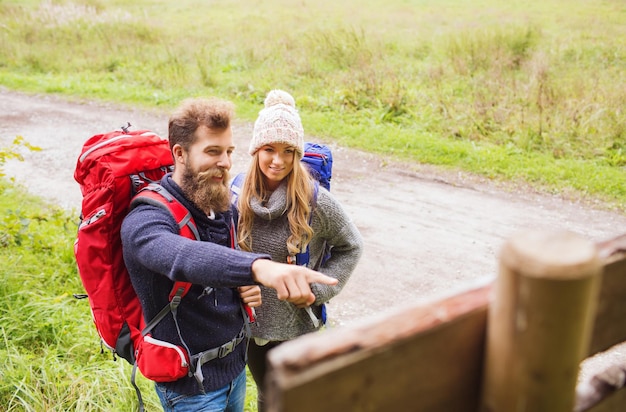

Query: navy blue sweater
(121, 174), (267, 395)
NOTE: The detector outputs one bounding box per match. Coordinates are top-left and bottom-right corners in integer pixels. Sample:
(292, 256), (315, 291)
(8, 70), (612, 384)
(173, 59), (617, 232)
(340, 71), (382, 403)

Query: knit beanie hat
(249, 90), (304, 157)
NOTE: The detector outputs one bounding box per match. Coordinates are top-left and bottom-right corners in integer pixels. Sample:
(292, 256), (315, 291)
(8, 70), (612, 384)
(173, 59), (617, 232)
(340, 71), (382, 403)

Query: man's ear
(172, 144), (185, 164)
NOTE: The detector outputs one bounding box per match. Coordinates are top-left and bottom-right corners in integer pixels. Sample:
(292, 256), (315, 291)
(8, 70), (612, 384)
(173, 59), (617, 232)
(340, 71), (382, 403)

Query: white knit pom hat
(249, 90), (304, 157)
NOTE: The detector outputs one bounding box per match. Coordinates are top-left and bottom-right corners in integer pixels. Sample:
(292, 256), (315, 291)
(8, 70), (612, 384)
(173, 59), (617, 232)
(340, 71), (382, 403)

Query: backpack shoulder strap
(130, 183), (197, 329)
(131, 183), (200, 241)
(293, 180), (319, 267)
(311, 180), (319, 209)
(229, 172), (246, 207)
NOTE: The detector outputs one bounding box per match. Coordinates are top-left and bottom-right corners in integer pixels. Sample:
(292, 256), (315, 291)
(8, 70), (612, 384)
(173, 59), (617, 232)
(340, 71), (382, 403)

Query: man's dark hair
(168, 98), (235, 151)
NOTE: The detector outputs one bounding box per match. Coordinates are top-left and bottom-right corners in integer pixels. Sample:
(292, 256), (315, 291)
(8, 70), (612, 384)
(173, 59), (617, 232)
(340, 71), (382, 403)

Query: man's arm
(123, 203), (336, 305)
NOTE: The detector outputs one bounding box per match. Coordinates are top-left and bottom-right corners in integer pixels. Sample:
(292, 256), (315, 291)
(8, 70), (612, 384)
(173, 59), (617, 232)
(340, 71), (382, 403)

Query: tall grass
(0, 181), (154, 411)
(1, 0), (624, 210)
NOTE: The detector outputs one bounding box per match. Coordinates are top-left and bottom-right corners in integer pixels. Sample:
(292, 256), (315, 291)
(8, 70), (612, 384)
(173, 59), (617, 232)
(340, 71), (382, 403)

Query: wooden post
(480, 230), (602, 412)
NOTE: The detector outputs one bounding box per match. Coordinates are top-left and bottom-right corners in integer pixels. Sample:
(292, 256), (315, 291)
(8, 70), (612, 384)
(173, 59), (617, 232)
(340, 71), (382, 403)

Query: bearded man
(121, 97), (337, 412)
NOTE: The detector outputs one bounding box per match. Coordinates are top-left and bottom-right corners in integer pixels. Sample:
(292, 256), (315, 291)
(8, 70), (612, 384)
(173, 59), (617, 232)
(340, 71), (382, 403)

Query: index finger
(306, 271), (338, 286)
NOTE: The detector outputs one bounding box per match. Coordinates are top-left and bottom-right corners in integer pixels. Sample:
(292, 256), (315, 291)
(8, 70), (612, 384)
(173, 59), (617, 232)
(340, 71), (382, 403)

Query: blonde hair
(237, 155), (314, 256)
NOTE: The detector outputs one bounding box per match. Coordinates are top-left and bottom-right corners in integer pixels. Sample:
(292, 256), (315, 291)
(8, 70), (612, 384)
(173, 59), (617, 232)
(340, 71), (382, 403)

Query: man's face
(178, 125), (235, 214)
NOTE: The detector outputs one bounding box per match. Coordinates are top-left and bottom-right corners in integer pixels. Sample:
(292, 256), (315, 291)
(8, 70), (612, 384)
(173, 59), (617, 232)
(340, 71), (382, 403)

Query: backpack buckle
(218, 341), (235, 358)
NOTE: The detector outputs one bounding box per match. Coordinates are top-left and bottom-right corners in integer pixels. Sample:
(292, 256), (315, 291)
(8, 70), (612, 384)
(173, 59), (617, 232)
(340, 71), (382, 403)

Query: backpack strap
(228, 174), (257, 325)
(229, 172), (246, 207)
(130, 183), (200, 332)
(287, 182), (327, 328)
(131, 183), (200, 241)
(140, 283), (189, 336)
(131, 183), (198, 323)
(291, 181), (319, 267)
(128, 184), (199, 407)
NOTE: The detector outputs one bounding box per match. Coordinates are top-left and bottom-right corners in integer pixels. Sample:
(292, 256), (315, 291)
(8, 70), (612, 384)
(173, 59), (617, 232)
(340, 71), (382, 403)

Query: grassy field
(1, 0), (625, 209)
(1, 0), (625, 410)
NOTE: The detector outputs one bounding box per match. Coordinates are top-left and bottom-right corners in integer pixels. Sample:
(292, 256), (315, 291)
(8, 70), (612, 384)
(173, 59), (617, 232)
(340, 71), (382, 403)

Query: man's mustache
(197, 168), (229, 184)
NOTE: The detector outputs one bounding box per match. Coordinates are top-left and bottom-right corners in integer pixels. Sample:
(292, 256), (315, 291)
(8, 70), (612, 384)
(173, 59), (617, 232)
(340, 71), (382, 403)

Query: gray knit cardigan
(247, 180), (364, 341)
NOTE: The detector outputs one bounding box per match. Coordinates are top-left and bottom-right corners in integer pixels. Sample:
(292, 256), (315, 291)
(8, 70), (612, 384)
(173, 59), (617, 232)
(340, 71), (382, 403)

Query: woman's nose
(272, 153), (283, 164)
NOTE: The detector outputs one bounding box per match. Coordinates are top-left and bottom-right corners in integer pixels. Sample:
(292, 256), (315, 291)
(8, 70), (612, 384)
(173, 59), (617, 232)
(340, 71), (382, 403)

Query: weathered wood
(480, 230), (602, 412)
(265, 282), (491, 412)
(588, 234), (626, 355)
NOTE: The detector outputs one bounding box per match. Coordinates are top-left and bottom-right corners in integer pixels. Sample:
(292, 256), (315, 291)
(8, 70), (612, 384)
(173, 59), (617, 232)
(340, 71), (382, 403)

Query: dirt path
(2, 88), (626, 327)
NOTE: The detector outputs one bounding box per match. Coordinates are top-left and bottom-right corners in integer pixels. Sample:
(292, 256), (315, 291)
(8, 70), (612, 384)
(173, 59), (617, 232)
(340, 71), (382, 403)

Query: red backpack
(73, 127), (203, 405)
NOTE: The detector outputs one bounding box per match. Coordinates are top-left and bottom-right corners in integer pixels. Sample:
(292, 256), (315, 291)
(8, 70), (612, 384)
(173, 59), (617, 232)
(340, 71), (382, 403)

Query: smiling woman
(233, 89), (364, 412)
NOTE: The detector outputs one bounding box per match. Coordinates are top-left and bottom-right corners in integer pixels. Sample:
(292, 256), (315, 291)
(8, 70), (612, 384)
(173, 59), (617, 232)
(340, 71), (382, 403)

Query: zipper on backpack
(79, 209), (106, 229)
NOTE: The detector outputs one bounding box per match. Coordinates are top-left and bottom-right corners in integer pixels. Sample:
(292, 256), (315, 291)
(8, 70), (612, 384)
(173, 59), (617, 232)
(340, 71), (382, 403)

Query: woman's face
(257, 143), (296, 191)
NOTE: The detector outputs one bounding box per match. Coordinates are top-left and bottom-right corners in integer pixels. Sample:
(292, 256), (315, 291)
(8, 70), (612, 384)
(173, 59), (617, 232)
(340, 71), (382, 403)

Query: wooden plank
(265, 283), (490, 412)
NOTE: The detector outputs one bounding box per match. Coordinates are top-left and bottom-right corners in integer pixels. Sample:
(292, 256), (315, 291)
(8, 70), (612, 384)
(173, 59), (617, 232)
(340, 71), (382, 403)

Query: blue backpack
(301, 142), (332, 191)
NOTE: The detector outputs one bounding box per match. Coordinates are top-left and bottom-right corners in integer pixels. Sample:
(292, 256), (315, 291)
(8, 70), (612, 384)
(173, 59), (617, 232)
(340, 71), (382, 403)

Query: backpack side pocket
(136, 335), (190, 382)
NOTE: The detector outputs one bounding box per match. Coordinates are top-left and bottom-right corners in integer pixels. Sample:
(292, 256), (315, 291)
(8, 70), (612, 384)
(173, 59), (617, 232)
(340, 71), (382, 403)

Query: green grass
(0, 176), (259, 410)
(0, 0), (624, 210)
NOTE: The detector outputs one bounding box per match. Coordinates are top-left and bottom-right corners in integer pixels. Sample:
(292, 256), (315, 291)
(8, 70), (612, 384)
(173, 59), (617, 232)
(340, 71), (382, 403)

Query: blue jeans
(155, 370), (246, 412)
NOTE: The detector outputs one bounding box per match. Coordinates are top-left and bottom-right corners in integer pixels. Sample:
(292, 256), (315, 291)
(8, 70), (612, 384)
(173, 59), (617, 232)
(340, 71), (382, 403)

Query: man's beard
(180, 166), (231, 215)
